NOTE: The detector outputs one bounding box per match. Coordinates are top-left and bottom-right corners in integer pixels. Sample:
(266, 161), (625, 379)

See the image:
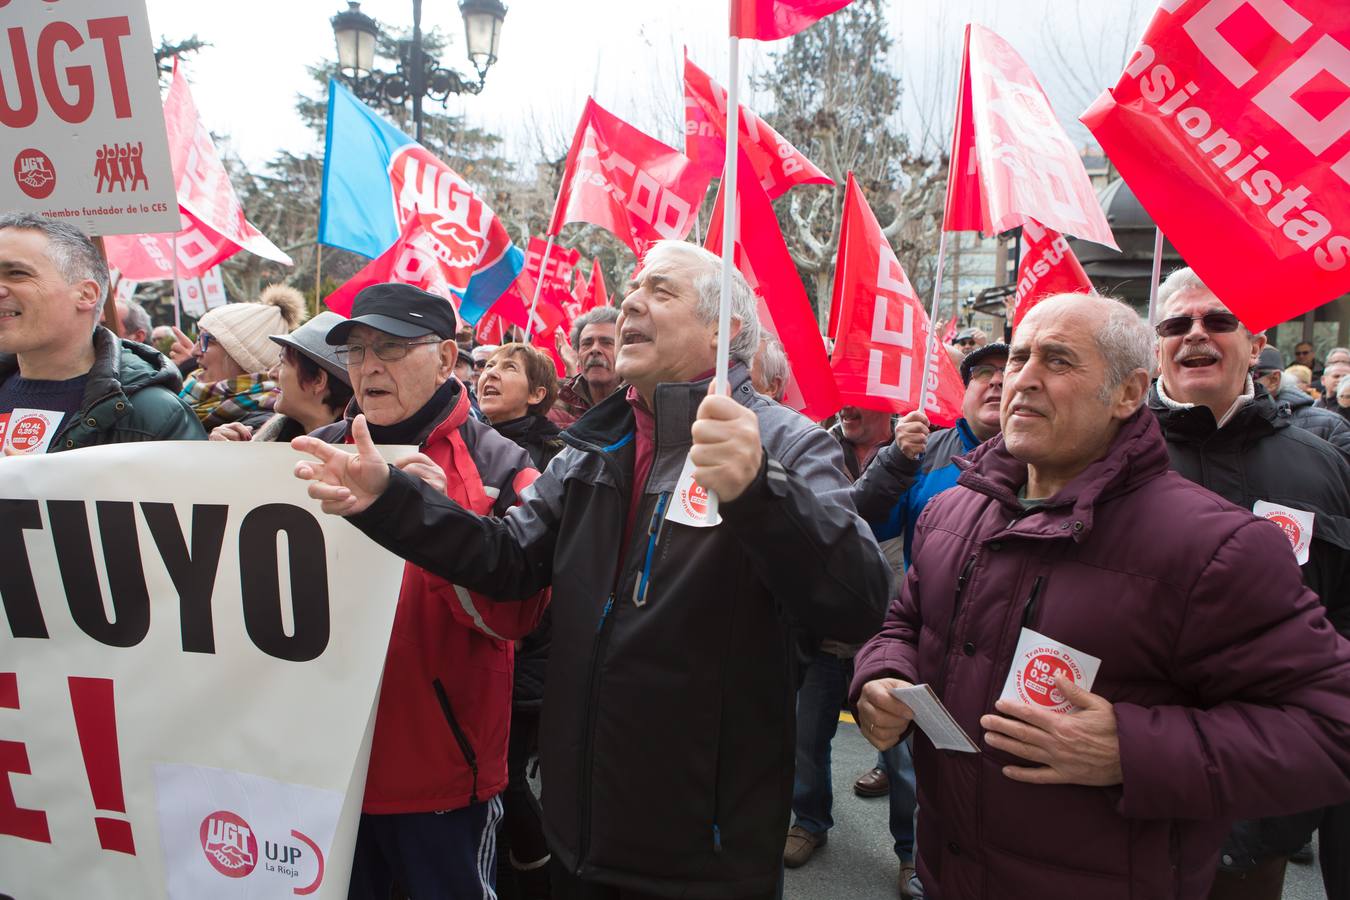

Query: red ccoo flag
(730, 0), (854, 40)
(1082, 0), (1350, 332)
(1012, 219), (1095, 328)
(944, 25), (1117, 248)
(584, 259), (609, 313)
(706, 150), (841, 421)
(683, 51), (832, 198)
(550, 98), (712, 256)
(831, 174), (964, 424)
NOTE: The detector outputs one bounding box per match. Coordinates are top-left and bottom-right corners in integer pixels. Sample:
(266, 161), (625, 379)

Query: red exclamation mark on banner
(0, 672), (51, 844)
(68, 677), (136, 855)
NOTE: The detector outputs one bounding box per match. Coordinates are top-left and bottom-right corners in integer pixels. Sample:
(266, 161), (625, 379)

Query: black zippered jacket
(348, 366), (890, 897)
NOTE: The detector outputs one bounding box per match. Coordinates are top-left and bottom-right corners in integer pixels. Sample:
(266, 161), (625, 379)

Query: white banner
(0, 442), (406, 898)
(0, 0), (178, 235)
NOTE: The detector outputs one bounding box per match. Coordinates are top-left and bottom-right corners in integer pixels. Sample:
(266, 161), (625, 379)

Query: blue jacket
(851, 418), (981, 565)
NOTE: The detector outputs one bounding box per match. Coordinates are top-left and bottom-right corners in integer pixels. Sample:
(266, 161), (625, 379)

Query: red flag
(324, 215), (461, 328)
(683, 51), (832, 198)
(551, 98), (712, 255)
(943, 25), (1117, 248)
(104, 63), (291, 280)
(1013, 219), (1094, 328)
(730, 0), (853, 40)
(487, 272), (567, 339)
(584, 259), (609, 313)
(475, 311), (508, 345)
(1082, 1), (1350, 332)
(705, 151), (841, 421)
(941, 314), (959, 345)
(830, 174), (964, 424)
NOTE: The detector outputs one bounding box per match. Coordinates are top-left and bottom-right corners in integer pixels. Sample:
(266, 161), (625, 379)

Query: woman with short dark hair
(477, 342), (562, 469)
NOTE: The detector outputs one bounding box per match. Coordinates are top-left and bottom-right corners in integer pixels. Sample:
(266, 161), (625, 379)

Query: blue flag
(319, 80), (522, 323)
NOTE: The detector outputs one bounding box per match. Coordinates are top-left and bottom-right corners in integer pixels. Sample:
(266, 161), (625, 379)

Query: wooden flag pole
(171, 232), (183, 331)
(1147, 226), (1165, 325)
(714, 34), (740, 394)
(916, 228), (951, 416)
(524, 234), (556, 342)
(314, 240), (324, 317)
(93, 236), (122, 337)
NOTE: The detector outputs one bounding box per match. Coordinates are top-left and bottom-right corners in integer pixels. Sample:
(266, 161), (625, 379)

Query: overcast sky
(142, 0), (1155, 173)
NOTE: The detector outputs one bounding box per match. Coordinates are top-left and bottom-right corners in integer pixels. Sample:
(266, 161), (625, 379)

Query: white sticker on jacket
(1253, 500), (1314, 566)
(998, 628), (1101, 715)
(665, 451), (721, 528)
(1, 408), (62, 454)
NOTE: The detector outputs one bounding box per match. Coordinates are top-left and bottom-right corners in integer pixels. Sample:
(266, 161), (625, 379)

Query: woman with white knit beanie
(179, 285), (306, 430)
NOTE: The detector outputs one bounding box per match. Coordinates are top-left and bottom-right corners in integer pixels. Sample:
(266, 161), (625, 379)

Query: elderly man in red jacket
(851, 292), (1350, 900)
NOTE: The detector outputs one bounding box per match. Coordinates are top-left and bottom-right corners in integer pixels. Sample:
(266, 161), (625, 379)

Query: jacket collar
(955, 407), (1172, 542)
(0, 327), (178, 417)
(492, 412), (560, 445)
(563, 364), (755, 455)
(1148, 377), (1283, 447)
(341, 376), (467, 447)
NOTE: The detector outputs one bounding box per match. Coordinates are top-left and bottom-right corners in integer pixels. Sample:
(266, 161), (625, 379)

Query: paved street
(784, 715), (1327, 899)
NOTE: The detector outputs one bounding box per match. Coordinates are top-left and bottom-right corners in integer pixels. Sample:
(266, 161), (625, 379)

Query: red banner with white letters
(584, 259), (609, 313)
(323, 215), (461, 330)
(705, 151), (840, 421)
(1013, 219), (1095, 328)
(730, 0), (854, 40)
(103, 64), (290, 281)
(944, 25), (1117, 248)
(683, 52), (832, 198)
(549, 98), (712, 256)
(1081, 0), (1350, 331)
(832, 174), (964, 423)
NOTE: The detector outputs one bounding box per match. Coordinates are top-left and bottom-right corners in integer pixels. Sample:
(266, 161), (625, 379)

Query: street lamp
(330, 0), (507, 144)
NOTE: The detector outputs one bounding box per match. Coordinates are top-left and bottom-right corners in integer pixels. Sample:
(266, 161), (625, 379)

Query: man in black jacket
(294, 240), (891, 900)
(1149, 267), (1350, 900)
(1252, 346), (1350, 454)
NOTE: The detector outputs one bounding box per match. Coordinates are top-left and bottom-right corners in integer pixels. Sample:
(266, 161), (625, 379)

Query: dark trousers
(348, 798), (503, 900)
(1321, 800), (1350, 900)
(1207, 856), (1287, 900)
(549, 858), (780, 900)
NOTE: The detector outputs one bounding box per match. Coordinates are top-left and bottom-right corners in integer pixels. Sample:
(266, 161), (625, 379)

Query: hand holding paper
(981, 678), (1122, 786)
(857, 678), (916, 751)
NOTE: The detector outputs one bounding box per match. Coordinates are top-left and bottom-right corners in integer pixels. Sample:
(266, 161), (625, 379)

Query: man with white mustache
(549, 306), (620, 428)
(1147, 267), (1350, 900)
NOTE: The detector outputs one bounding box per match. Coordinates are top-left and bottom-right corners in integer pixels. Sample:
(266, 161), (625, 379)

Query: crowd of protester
(3, 213), (1349, 900)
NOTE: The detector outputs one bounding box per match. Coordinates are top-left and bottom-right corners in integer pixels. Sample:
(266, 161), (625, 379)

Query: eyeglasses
(335, 337), (441, 365)
(968, 364), (1005, 382)
(1154, 312), (1241, 338)
(473, 359), (488, 370)
(1295, 349), (1313, 356)
(196, 332), (213, 351)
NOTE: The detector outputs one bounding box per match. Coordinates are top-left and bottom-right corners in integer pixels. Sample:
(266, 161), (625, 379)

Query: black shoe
(1290, 842), (1315, 864)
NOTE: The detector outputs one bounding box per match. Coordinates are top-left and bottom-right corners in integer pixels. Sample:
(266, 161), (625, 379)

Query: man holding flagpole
(292, 239), (890, 899)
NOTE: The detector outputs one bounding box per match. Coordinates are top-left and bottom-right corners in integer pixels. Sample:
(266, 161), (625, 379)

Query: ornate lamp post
(330, 0), (507, 143)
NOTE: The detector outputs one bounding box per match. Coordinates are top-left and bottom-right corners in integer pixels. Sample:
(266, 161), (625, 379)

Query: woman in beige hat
(179, 285), (305, 430)
(208, 311), (354, 442)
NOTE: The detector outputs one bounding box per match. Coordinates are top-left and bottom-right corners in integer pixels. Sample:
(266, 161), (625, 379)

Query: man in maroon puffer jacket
(851, 293), (1350, 900)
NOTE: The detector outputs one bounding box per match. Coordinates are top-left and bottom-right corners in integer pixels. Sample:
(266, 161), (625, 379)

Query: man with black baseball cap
(314, 282), (549, 899)
(1252, 346), (1350, 453)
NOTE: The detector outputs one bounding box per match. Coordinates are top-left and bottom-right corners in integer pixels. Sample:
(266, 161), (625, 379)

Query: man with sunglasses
(310, 283), (549, 900)
(1293, 341), (1323, 380)
(1148, 267), (1350, 900)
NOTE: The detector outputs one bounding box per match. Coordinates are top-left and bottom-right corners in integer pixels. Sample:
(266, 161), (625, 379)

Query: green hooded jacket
(0, 326), (206, 451)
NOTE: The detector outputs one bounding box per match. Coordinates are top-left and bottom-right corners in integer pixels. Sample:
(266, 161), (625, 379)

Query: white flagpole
(524, 234), (556, 342)
(1147, 226), (1165, 325)
(714, 34), (740, 394)
(916, 229), (950, 415)
(171, 230), (182, 331)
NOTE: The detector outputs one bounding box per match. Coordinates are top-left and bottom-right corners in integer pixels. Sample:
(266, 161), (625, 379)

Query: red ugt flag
(551, 98), (712, 256)
(1081, 0), (1350, 332)
(705, 151), (841, 421)
(683, 51), (832, 198)
(944, 25), (1117, 248)
(1012, 219), (1095, 328)
(831, 174), (964, 424)
(324, 215), (461, 327)
(730, 0), (854, 40)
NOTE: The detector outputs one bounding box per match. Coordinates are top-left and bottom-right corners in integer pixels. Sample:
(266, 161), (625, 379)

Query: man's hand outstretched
(292, 414), (391, 516)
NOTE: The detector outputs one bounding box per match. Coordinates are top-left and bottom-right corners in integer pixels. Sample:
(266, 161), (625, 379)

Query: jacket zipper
(937, 554), (978, 695)
(1020, 576), (1045, 630)
(577, 592), (617, 871)
(632, 493), (670, 607)
(432, 678), (479, 805)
